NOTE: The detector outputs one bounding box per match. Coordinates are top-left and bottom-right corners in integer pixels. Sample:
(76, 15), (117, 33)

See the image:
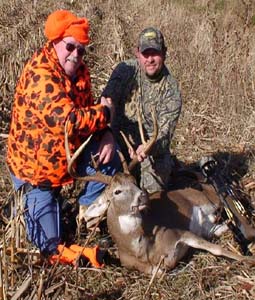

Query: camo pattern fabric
(102, 59), (182, 193)
(7, 41), (109, 188)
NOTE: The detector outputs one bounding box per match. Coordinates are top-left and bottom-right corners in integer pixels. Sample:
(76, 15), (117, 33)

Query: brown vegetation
(0, 0), (255, 299)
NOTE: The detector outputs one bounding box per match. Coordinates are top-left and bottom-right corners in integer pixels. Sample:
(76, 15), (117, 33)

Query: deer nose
(137, 189), (148, 209)
(139, 189), (148, 202)
(131, 189), (148, 213)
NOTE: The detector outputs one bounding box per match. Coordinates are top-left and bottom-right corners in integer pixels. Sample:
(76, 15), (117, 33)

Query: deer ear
(83, 193), (109, 220)
(84, 201), (109, 220)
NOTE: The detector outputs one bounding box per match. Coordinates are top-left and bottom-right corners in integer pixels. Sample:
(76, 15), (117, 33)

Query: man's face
(54, 37), (86, 77)
(136, 48), (165, 78)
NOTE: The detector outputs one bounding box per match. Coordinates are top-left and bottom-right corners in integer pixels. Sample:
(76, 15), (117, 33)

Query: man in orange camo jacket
(6, 10), (120, 266)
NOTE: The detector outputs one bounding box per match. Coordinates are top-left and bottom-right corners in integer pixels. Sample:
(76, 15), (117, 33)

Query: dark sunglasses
(62, 40), (86, 56)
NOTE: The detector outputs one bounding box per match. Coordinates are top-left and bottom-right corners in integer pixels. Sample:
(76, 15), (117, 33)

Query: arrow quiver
(199, 156), (255, 254)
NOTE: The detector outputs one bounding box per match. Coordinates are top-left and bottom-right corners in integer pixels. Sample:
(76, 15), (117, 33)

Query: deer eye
(114, 189), (122, 195)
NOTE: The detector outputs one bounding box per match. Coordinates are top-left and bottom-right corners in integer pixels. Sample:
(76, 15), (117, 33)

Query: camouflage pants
(138, 154), (174, 193)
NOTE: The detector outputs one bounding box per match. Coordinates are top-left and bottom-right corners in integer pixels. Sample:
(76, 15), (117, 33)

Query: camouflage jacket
(102, 58), (182, 157)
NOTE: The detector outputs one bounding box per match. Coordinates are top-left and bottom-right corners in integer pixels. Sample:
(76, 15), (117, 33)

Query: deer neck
(118, 213), (143, 236)
(117, 213), (151, 259)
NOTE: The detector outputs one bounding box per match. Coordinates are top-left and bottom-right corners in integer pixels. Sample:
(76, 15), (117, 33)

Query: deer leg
(179, 231), (245, 262)
(119, 251), (157, 275)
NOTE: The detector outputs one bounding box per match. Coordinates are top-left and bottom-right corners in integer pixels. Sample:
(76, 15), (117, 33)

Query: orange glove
(69, 244), (104, 268)
(49, 244), (80, 266)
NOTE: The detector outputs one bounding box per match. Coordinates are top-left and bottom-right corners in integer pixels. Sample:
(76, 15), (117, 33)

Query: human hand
(129, 144), (147, 162)
(101, 96), (113, 109)
(101, 97), (115, 125)
(98, 130), (116, 164)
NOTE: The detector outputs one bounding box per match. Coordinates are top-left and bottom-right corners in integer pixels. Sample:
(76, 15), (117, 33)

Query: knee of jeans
(79, 197), (93, 206)
(79, 192), (101, 206)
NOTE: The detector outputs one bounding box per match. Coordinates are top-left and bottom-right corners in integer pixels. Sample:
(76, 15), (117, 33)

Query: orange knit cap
(44, 10), (90, 44)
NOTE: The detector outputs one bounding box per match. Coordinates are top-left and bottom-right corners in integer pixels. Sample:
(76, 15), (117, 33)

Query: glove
(69, 244), (104, 268)
(49, 244), (79, 266)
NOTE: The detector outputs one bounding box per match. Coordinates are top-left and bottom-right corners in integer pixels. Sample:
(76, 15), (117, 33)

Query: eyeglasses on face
(62, 40), (86, 56)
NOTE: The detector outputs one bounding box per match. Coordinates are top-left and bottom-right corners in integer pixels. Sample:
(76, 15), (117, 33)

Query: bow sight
(200, 156), (255, 254)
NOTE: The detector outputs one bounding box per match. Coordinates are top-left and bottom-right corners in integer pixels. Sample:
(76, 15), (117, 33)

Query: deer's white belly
(118, 215), (142, 234)
(189, 204), (215, 237)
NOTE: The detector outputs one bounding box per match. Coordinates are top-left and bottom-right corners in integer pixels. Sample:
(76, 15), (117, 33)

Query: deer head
(64, 105), (158, 226)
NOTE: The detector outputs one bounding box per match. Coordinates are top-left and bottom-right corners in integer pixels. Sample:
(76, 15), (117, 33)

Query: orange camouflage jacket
(7, 41), (109, 188)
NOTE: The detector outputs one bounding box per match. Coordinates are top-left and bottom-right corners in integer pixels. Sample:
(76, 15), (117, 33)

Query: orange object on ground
(49, 244), (80, 266)
(69, 244), (104, 268)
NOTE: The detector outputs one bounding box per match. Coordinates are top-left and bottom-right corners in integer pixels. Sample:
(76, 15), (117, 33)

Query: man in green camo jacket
(101, 27), (182, 193)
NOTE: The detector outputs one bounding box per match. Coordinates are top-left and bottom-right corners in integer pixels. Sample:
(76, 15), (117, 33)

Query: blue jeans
(77, 137), (121, 206)
(11, 174), (61, 255)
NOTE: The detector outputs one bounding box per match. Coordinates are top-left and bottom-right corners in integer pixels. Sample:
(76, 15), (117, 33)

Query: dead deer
(64, 110), (255, 275)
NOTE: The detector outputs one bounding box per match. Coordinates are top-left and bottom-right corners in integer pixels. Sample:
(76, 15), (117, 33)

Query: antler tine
(137, 102), (146, 145)
(65, 121), (72, 163)
(65, 121), (92, 176)
(120, 130), (135, 154)
(128, 105), (158, 171)
(117, 149), (130, 174)
(143, 105), (158, 155)
(64, 121), (112, 185)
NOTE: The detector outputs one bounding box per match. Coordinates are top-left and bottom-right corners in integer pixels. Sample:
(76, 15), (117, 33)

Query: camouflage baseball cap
(138, 27), (165, 53)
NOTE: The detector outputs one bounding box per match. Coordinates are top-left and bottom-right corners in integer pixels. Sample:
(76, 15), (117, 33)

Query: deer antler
(117, 149), (129, 174)
(64, 121), (112, 185)
(121, 104), (158, 171)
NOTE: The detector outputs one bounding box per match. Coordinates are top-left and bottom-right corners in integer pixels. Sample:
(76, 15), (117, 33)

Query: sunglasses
(62, 40), (86, 56)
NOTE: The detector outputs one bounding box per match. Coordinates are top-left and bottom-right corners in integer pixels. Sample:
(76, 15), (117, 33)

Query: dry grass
(0, 0), (255, 299)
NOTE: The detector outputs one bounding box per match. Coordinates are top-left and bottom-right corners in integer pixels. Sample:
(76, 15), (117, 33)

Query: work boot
(69, 244), (104, 268)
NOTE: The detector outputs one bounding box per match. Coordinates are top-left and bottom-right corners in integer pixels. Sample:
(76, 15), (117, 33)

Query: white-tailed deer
(64, 111), (255, 275)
